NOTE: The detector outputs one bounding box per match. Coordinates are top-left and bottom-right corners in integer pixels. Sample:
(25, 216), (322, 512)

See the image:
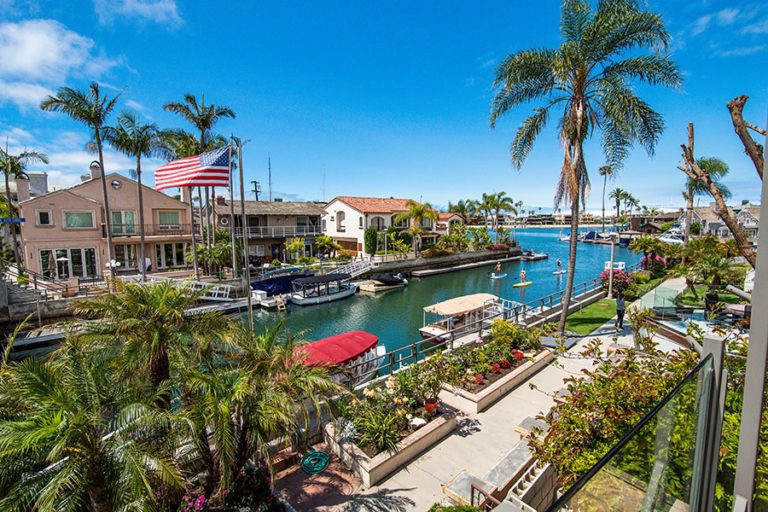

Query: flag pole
(188, 186), (200, 280)
(236, 138), (254, 330)
(228, 144), (237, 278)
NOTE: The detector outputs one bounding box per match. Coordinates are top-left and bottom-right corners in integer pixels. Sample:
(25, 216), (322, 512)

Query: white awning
(424, 293), (498, 316)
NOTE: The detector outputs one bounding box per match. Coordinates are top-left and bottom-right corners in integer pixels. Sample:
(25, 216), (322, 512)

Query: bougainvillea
(600, 268), (634, 292)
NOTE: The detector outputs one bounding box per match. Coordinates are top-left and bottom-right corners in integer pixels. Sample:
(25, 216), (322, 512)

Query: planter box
(439, 350), (555, 414)
(323, 410), (457, 488)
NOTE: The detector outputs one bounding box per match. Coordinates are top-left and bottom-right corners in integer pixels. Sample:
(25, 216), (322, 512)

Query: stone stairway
(5, 281), (50, 304)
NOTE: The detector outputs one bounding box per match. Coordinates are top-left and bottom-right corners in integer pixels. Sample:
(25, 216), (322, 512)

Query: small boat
(288, 273), (358, 306)
(490, 273), (507, 280)
(358, 272), (408, 293)
(420, 293), (501, 341)
(513, 281), (533, 288)
(552, 270), (567, 275)
(559, 235), (571, 242)
(252, 271), (313, 296)
(295, 330), (385, 386)
(521, 250), (548, 261)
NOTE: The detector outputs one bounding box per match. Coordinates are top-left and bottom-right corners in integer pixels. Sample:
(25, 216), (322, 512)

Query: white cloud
(125, 99), (147, 111)
(742, 18), (768, 34)
(0, 126), (34, 145)
(0, 80), (53, 109)
(691, 15), (712, 35)
(93, 0), (182, 27)
(716, 44), (766, 57)
(716, 8), (740, 25)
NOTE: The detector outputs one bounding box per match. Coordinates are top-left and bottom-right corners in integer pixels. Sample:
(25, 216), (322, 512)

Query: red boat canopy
(296, 330), (378, 367)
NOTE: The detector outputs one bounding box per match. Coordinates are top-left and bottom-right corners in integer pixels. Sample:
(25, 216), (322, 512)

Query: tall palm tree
(395, 200), (439, 256)
(164, 94), (235, 249)
(72, 280), (226, 404)
(40, 83), (120, 277)
(598, 165), (613, 232)
(448, 199), (472, 223)
(0, 338), (182, 511)
(609, 187), (627, 226)
(0, 148), (48, 265)
(490, 0), (681, 334)
(487, 192), (516, 241)
(102, 112), (173, 281)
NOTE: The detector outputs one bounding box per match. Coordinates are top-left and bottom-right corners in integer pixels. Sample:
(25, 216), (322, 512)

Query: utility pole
(251, 180), (261, 201)
(236, 137), (254, 331)
(268, 156), (272, 202)
(228, 144), (237, 277)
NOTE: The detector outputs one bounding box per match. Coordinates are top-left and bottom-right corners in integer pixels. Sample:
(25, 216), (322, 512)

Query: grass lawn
(675, 285), (744, 307)
(565, 298), (618, 336)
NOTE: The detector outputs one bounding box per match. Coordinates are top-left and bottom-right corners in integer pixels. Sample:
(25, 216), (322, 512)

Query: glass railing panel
(547, 355), (714, 512)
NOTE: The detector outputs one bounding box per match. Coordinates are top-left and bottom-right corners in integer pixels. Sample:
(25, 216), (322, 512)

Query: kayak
(490, 273), (507, 280)
(552, 270), (568, 275)
(513, 281), (533, 288)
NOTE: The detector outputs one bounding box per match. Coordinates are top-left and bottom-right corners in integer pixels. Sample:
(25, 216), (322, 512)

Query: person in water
(520, 268), (527, 283)
(556, 258), (562, 272)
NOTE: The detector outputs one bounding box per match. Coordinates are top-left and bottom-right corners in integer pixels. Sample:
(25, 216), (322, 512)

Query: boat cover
(296, 330), (378, 366)
(424, 293), (498, 316)
(251, 272), (313, 296)
(370, 273), (406, 285)
(293, 273), (351, 285)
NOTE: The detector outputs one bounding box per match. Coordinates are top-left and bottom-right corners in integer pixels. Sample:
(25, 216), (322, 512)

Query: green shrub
(356, 409), (400, 453)
(632, 271), (651, 285)
(364, 227), (378, 255)
(427, 505), (482, 512)
(271, 258), (281, 267)
(336, 250), (355, 261)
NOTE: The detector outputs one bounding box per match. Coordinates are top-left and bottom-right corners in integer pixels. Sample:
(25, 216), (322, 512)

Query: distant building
(322, 196), (437, 255)
(629, 211), (681, 232)
(677, 202), (760, 243)
(213, 198), (324, 263)
(435, 212), (464, 234)
(19, 165), (193, 281)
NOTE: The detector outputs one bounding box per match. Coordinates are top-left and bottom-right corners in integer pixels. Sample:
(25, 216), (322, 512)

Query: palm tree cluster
(0, 281), (342, 511)
(448, 192), (517, 229)
(38, 83), (236, 281)
(395, 199), (439, 256)
(489, 0), (681, 333)
(608, 187), (640, 227)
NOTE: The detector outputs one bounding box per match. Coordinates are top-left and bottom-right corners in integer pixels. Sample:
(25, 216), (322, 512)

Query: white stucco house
(321, 196), (437, 254)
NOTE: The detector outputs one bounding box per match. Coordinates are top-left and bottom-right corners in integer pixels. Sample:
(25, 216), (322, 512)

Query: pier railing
(344, 262), (642, 385)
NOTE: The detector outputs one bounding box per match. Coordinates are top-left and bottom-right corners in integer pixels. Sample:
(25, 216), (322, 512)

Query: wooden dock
(411, 256), (522, 278)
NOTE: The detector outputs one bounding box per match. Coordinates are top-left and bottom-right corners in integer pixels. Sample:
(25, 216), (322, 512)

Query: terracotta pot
(424, 398), (439, 413)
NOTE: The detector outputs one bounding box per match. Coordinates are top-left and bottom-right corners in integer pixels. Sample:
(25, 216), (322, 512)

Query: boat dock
(411, 255), (522, 278)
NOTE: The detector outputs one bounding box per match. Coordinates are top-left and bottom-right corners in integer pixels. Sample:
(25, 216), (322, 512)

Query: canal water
(244, 227), (641, 354)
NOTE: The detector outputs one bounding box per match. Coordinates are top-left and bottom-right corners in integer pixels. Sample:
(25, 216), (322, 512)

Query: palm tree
(448, 199), (473, 223)
(490, 0), (681, 334)
(598, 165), (613, 232)
(395, 200), (439, 256)
(102, 113), (173, 282)
(609, 188), (627, 226)
(0, 148), (48, 265)
(683, 156), (731, 243)
(40, 83), (119, 278)
(629, 235), (661, 269)
(487, 192), (516, 241)
(72, 280), (226, 404)
(0, 338), (182, 511)
(164, 94), (235, 248)
(181, 321), (343, 496)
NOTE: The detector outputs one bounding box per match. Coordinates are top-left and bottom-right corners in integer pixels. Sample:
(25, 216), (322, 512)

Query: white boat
(359, 273), (408, 293)
(288, 273), (358, 306)
(419, 293), (502, 342)
(295, 330), (385, 386)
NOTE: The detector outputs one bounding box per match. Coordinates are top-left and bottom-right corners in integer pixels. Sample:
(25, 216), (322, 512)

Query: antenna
(322, 170), (326, 202)
(251, 180), (261, 201)
(268, 156), (272, 202)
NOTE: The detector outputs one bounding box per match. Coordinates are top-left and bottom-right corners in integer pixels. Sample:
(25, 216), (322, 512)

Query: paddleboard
(513, 281), (533, 288)
(490, 273), (507, 280)
(552, 270), (568, 275)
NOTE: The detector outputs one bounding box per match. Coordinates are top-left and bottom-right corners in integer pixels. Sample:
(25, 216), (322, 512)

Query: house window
(40, 247), (97, 279)
(158, 211), (181, 229)
(111, 211), (136, 235)
(255, 245), (265, 257)
(370, 216), (386, 231)
(359, 217), (364, 228)
(337, 211), (346, 232)
(321, 219), (327, 231)
(114, 244), (137, 269)
(155, 242), (188, 268)
(64, 211), (94, 229)
(36, 210), (51, 226)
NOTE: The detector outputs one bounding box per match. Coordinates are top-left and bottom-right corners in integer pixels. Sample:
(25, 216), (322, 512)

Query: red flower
(490, 363), (501, 374)
(499, 359), (511, 369)
(512, 350), (524, 361)
(474, 373), (484, 384)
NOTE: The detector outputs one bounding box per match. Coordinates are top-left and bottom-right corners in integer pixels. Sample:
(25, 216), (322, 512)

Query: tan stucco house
(19, 166), (193, 281)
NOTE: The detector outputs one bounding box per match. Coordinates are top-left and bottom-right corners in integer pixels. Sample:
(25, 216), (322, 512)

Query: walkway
(276, 280), (686, 511)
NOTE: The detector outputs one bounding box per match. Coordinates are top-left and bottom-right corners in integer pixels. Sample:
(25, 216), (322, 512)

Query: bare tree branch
(746, 121), (767, 137)
(726, 95), (764, 180)
(679, 122), (756, 268)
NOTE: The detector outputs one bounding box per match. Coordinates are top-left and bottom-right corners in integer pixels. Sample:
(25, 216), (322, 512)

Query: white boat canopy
(424, 293), (498, 316)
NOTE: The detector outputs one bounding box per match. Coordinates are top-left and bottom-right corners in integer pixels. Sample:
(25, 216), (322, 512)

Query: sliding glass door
(40, 248), (98, 279)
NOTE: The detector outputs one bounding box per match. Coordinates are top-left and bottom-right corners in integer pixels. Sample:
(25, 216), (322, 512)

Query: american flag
(154, 146), (231, 190)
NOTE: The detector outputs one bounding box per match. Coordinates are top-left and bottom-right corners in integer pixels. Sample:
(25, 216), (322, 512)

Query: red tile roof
(333, 196), (412, 214)
(438, 212), (460, 221)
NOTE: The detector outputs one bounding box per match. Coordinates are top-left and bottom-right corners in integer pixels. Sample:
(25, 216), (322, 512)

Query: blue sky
(0, 0), (765, 212)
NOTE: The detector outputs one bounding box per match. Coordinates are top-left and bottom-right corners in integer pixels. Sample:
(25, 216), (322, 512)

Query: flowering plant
(600, 268), (634, 292)
(499, 359), (511, 369)
(177, 495), (206, 512)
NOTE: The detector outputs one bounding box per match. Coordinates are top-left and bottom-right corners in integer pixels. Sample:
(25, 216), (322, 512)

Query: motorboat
(419, 293), (502, 342)
(288, 273), (358, 306)
(521, 250), (548, 261)
(252, 269), (313, 296)
(359, 273), (409, 293)
(295, 330), (386, 386)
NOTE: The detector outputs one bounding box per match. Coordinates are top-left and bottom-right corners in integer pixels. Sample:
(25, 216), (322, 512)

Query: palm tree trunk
(558, 198), (580, 335)
(136, 158), (147, 282)
(150, 347), (171, 407)
(4, 171), (20, 266)
(601, 175), (607, 233)
(88, 466), (114, 512)
(96, 130), (116, 283)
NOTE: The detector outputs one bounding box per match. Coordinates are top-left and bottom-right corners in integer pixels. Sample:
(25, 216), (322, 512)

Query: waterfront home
(629, 210), (681, 233)
(322, 196), (437, 254)
(213, 198), (324, 263)
(677, 202), (760, 242)
(19, 164), (193, 281)
(435, 212), (464, 234)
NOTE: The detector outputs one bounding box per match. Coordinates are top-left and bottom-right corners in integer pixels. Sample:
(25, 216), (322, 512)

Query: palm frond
(509, 107), (550, 168)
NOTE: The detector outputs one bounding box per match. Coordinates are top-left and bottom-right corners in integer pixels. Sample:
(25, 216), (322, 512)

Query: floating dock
(411, 255), (522, 278)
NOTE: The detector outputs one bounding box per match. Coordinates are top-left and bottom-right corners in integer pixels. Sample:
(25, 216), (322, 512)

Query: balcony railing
(230, 225), (321, 238)
(106, 224), (194, 237)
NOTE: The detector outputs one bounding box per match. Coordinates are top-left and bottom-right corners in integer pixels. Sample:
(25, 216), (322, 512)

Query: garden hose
(300, 449), (330, 475)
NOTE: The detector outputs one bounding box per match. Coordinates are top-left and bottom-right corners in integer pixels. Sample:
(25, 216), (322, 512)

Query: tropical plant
(40, 82), (120, 274)
(0, 337), (183, 511)
(489, 0), (681, 334)
(447, 199), (475, 223)
(483, 192), (516, 239)
(314, 234), (342, 258)
(102, 112), (173, 281)
(598, 165), (612, 232)
(0, 148), (48, 265)
(394, 200), (438, 256)
(629, 235), (663, 270)
(285, 237), (305, 261)
(609, 188), (627, 225)
(363, 226), (378, 256)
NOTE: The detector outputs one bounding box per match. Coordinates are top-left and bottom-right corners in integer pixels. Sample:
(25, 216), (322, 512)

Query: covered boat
(252, 270), (313, 296)
(420, 293), (502, 341)
(289, 273), (358, 306)
(295, 330), (385, 385)
(359, 272), (409, 293)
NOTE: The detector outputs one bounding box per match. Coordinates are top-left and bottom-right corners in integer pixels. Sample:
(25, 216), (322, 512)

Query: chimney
(216, 195), (226, 206)
(181, 187), (192, 204)
(89, 160), (102, 180)
(16, 177), (30, 202)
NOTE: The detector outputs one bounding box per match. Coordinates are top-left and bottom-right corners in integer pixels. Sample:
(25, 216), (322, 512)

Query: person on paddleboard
(495, 262), (502, 274)
(520, 268), (527, 283)
(556, 258), (562, 273)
